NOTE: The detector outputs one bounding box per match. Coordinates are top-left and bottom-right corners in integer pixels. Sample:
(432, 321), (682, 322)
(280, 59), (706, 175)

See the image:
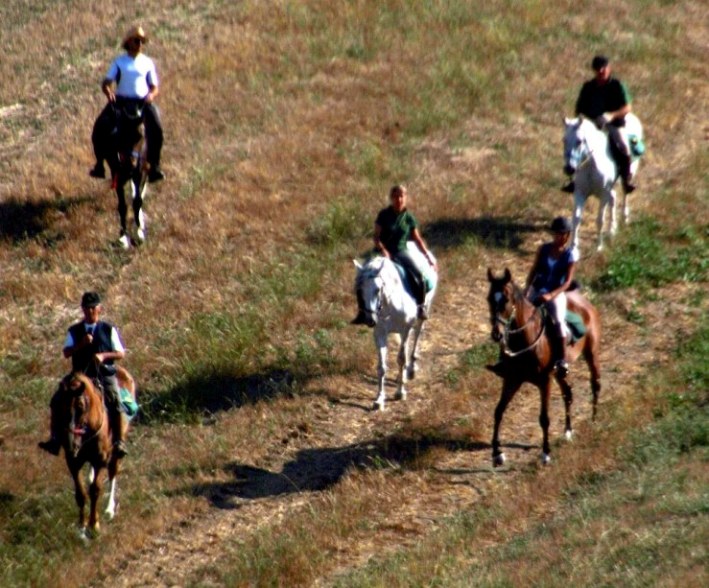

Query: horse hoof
(564, 429), (574, 442)
(118, 234), (130, 250)
(136, 228), (146, 243)
(373, 400), (385, 411)
(394, 389), (407, 401)
(541, 453), (551, 465)
(493, 453), (506, 467)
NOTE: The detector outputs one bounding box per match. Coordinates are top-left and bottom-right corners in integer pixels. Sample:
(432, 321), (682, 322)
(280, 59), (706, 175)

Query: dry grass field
(0, 1), (707, 586)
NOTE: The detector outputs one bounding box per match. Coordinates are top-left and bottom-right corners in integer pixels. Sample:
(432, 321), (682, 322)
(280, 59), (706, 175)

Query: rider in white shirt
(90, 25), (165, 183)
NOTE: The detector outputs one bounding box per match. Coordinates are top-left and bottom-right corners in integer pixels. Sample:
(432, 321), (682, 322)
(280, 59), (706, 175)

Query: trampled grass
(0, 0), (707, 585)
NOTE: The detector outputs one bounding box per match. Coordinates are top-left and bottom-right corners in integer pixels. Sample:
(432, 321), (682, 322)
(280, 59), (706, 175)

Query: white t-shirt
(106, 53), (159, 99)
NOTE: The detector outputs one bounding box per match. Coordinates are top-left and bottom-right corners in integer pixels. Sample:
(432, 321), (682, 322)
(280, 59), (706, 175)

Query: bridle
(490, 288), (546, 358)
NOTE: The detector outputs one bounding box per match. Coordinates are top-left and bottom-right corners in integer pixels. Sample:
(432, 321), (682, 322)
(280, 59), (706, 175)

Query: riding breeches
(529, 288), (569, 338)
(393, 250), (426, 305)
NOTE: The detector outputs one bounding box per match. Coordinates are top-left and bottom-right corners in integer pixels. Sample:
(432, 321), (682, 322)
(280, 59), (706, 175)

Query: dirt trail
(104, 243), (698, 587)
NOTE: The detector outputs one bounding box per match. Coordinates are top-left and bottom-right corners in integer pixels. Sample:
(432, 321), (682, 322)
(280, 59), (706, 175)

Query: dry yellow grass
(0, 0), (707, 586)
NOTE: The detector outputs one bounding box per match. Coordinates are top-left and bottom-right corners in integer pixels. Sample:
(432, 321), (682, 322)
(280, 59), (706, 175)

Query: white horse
(563, 113), (644, 251)
(353, 243), (438, 411)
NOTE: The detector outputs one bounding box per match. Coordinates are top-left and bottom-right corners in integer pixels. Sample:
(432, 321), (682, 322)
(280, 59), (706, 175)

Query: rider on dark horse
(487, 217), (579, 378)
(39, 292), (129, 458)
(563, 55), (635, 194)
(90, 25), (165, 184)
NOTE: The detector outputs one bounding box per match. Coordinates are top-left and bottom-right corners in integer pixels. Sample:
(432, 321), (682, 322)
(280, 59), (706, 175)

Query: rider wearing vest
(352, 185), (437, 324)
(524, 217), (580, 377)
(90, 25), (165, 183)
(39, 292), (129, 458)
(563, 55), (635, 194)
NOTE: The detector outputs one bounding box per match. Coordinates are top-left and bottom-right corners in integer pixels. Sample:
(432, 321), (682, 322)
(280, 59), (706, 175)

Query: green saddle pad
(566, 311), (586, 342)
(120, 387), (139, 420)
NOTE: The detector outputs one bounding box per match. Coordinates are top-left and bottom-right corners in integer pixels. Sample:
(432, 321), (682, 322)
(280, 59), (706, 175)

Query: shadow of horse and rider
(182, 432), (494, 509)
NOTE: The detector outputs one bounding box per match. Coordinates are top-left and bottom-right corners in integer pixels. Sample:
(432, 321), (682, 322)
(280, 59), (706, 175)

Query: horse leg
(539, 377), (552, 465)
(394, 328), (412, 401)
(70, 466), (89, 536)
(491, 378), (522, 467)
(407, 321), (425, 381)
(116, 185), (130, 249)
(131, 177), (146, 243)
(373, 331), (387, 411)
(583, 338), (602, 421)
(554, 373), (574, 441)
(571, 193), (585, 250)
(88, 466), (104, 533)
(105, 459), (119, 520)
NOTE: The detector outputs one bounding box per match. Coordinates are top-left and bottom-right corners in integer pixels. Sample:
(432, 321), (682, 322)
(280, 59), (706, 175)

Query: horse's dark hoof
(148, 169), (165, 183)
(38, 439), (61, 456)
(89, 165), (106, 179)
(113, 442), (127, 458)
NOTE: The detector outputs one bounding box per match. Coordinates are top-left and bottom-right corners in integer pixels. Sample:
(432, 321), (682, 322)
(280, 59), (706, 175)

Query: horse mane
(63, 373), (104, 427)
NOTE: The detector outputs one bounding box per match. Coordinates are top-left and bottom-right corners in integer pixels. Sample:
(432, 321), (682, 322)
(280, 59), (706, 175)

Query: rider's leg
(144, 104), (165, 182)
(609, 125), (635, 192)
(394, 250), (428, 320)
(102, 374), (128, 457)
(351, 289), (369, 325)
(38, 389), (63, 455)
(547, 296), (569, 376)
(90, 105), (115, 178)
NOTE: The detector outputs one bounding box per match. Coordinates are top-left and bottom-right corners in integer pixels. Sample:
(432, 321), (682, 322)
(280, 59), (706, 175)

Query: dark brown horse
(108, 99), (149, 249)
(486, 268), (601, 466)
(54, 368), (135, 537)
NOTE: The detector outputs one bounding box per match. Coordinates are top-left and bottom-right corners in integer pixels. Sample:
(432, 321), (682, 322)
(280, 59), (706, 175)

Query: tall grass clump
(594, 216), (708, 292)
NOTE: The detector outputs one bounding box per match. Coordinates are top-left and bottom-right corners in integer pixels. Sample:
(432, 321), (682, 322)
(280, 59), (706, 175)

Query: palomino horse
(54, 368), (136, 537)
(353, 243), (437, 410)
(563, 113), (644, 251)
(107, 99), (149, 250)
(486, 268), (601, 466)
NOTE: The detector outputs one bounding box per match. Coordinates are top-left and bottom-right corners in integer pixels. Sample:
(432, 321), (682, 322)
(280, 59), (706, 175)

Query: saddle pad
(120, 387), (139, 420)
(393, 263), (435, 296)
(566, 311), (587, 342)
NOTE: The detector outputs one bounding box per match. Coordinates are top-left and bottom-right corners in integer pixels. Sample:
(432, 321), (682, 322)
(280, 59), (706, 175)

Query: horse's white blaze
(354, 243), (437, 410)
(563, 114), (643, 252)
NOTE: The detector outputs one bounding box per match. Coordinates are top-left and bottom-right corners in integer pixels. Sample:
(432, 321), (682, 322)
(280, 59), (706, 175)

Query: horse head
(59, 373), (104, 459)
(115, 100), (147, 174)
(486, 267), (515, 342)
(354, 257), (389, 327)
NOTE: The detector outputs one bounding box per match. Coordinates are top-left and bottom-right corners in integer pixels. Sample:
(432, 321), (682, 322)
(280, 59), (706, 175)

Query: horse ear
(353, 259), (363, 270)
(503, 268), (512, 282)
(487, 267), (494, 282)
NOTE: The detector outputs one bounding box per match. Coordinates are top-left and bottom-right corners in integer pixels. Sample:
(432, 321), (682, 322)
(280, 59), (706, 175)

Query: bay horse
(486, 268), (601, 466)
(54, 368), (136, 537)
(563, 113), (644, 251)
(107, 99), (149, 250)
(353, 243), (438, 410)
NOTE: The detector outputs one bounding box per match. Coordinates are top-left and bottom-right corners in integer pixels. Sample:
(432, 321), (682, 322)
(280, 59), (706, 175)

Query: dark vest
(532, 244), (574, 293)
(68, 321), (117, 378)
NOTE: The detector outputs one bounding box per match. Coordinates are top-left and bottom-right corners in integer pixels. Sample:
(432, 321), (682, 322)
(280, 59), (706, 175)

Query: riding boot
(561, 181), (575, 193)
(351, 290), (368, 325)
(109, 405), (128, 458)
(145, 104), (165, 183)
(38, 398), (62, 455)
(619, 153), (636, 193)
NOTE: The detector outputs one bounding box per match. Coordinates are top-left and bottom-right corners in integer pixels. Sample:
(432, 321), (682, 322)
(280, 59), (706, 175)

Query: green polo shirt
(376, 206), (419, 253)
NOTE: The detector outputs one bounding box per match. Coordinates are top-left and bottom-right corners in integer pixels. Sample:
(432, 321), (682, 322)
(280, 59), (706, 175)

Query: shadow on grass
(0, 195), (92, 244)
(184, 432), (490, 508)
(423, 215), (543, 252)
(139, 368), (300, 425)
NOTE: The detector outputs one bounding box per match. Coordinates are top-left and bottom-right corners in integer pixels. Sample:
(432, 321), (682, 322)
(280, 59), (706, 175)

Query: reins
(496, 293), (546, 358)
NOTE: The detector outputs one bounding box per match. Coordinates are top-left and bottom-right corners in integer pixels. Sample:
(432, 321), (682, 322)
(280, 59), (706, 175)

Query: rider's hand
(94, 353), (105, 365)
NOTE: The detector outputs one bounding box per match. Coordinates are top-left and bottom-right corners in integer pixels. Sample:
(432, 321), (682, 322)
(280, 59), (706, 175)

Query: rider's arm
(101, 78), (116, 102)
(524, 248), (543, 294)
(604, 103), (631, 123)
(145, 82), (159, 104)
(411, 228), (437, 270)
(63, 331), (90, 359)
(373, 223), (390, 258)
